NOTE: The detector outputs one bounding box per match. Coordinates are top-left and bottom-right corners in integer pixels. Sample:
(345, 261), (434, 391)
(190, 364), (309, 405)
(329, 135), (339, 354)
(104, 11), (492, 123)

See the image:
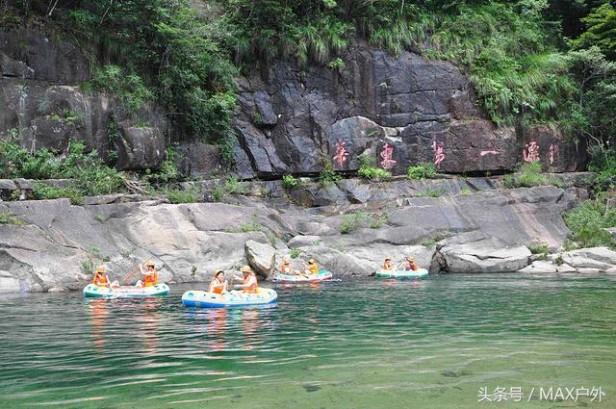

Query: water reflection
(87, 299), (109, 352)
(133, 298), (162, 355)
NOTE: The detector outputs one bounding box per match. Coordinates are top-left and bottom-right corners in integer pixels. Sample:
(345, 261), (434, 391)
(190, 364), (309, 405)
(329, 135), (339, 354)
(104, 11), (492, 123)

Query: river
(1, 275), (615, 408)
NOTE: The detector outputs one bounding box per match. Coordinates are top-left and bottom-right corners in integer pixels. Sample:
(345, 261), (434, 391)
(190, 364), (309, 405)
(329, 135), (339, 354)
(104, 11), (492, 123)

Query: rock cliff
(1, 176), (606, 293)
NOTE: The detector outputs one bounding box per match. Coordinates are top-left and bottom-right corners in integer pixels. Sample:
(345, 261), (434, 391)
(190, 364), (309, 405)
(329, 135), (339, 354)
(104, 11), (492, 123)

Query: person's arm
(140, 264), (147, 275)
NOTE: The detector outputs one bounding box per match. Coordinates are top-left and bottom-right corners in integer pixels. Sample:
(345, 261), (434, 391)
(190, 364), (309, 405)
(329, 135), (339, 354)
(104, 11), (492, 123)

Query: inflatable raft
(272, 269), (333, 284)
(83, 283), (170, 298)
(181, 288), (278, 308)
(375, 268), (429, 279)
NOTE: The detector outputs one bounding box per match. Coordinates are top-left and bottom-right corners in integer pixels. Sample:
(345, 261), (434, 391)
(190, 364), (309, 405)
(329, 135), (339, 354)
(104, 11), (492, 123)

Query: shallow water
(1, 275), (615, 408)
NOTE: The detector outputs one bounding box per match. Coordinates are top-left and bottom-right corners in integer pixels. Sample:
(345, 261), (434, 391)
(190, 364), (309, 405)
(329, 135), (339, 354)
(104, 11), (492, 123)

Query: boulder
(559, 247), (616, 271)
(245, 240), (276, 278)
(176, 141), (224, 178)
(435, 236), (531, 273)
(0, 179), (17, 201)
(566, 247), (616, 265)
(114, 124), (166, 170)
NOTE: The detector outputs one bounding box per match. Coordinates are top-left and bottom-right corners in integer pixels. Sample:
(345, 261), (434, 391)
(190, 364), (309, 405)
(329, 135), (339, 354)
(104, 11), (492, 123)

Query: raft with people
(375, 256), (429, 279)
(83, 283), (170, 298)
(83, 261), (169, 298)
(272, 258), (334, 283)
(182, 265), (278, 308)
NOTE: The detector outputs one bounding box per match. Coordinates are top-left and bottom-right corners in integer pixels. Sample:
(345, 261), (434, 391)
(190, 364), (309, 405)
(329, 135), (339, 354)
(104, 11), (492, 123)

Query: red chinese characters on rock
(379, 143), (397, 170)
(523, 141), (541, 163)
(548, 143), (559, 165)
(332, 141), (349, 168)
(432, 141), (445, 169)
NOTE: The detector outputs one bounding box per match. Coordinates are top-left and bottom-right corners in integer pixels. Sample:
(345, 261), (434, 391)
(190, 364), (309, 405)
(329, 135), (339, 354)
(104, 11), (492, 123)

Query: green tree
(572, 3), (616, 59)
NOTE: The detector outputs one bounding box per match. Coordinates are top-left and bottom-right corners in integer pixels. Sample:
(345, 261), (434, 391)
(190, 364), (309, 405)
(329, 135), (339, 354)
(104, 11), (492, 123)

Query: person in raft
(404, 256), (419, 272)
(92, 265), (119, 288)
(234, 265), (259, 294)
(305, 259), (319, 275)
(280, 258), (292, 274)
(382, 257), (394, 271)
(136, 260), (159, 287)
(208, 270), (228, 294)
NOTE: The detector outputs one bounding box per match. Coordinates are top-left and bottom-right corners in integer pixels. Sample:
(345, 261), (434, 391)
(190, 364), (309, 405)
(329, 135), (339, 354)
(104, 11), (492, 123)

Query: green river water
(1, 275), (615, 409)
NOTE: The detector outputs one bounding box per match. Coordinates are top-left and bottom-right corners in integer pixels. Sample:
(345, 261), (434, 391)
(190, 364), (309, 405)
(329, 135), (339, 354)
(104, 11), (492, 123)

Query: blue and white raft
(375, 268), (429, 279)
(272, 269), (333, 284)
(83, 283), (170, 298)
(181, 288), (278, 308)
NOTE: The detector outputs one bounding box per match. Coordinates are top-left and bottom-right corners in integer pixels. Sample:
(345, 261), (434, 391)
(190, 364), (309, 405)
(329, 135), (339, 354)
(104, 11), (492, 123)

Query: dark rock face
(518, 124), (587, 173)
(233, 45), (560, 177)
(0, 29), (169, 171)
(0, 29), (89, 83)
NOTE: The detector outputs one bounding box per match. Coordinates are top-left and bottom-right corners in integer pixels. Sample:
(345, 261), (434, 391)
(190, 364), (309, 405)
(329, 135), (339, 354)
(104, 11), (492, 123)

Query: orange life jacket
(211, 283), (224, 294)
(93, 273), (109, 286)
(143, 272), (158, 287)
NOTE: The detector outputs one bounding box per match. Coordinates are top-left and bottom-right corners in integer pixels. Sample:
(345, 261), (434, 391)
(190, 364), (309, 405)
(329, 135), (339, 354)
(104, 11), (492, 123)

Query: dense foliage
(0, 139), (124, 196)
(3, 0), (616, 187)
(564, 194), (616, 248)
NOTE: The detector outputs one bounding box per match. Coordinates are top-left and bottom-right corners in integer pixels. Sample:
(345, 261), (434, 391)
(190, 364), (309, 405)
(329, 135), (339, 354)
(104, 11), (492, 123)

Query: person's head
(282, 258), (290, 266)
(308, 259), (316, 265)
(406, 256), (415, 264)
(241, 265), (253, 276)
(95, 265), (106, 274)
(214, 270), (224, 280)
(145, 260), (156, 271)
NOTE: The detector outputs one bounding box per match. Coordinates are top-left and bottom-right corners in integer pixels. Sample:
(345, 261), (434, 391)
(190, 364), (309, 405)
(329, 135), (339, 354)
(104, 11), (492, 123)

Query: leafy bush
(528, 241), (550, 255)
(407, 163), (437, 180)
(282, 174), (302, 189)
(340, 211), (387, 234)
(340, 212), (367, 234)
(319, 161), (341, 186)
(289, 248), (301, 259)
(564, 195), (616, 249)
(32, 183), (84, 205)
(358, 165), (391, 181)
(224, 176), (242, 194)
(164, 187), (201, 204)
(357, 153), (391, 181)
(144, 147), (182, 185)
(587, 140), (616, 193)
(0, 140), (124, 197)
(0, 211), (24, 225)
(417, 188), (445, 198)
(211, 185), (226, 202)
(503, 162), (562, 188)
(86, 65), (154, 115)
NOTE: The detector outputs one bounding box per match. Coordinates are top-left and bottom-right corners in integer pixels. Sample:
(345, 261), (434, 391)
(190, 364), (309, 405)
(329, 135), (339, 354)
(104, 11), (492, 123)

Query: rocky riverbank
(1, 174), (614, 294)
